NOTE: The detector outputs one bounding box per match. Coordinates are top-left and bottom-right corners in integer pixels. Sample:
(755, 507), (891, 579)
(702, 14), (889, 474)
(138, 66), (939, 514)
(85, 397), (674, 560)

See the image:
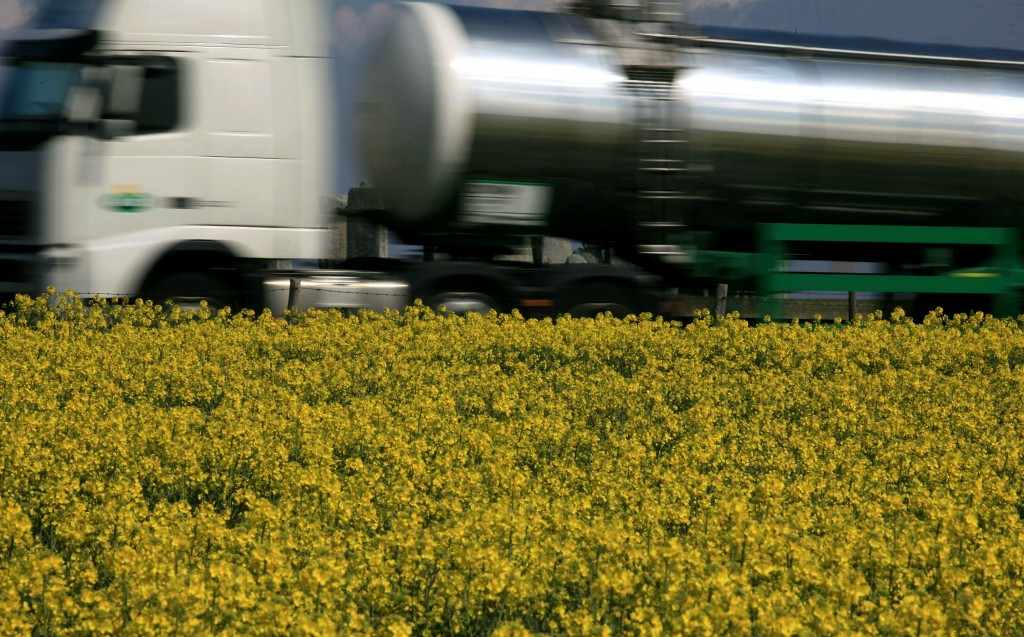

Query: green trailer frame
(751, 224), (1024, 318)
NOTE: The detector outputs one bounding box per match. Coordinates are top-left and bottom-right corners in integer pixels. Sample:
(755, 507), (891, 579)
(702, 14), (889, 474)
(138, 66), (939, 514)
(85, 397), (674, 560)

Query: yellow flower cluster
(2, 292), (1023, 635)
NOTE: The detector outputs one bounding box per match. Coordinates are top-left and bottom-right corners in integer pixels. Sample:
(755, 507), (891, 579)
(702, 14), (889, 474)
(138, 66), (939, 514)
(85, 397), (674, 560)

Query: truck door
(37, 54), (195, 296)
(189, 48), (280, 242)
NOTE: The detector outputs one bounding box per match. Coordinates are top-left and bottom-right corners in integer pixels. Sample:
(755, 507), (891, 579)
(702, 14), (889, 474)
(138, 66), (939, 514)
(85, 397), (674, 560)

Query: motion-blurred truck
(4, 0), (1024, 317)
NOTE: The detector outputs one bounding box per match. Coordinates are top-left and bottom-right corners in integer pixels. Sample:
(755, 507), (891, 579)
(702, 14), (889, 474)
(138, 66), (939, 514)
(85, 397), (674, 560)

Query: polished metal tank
(356, 2), (633, 238)
(679, 37), (1024, 227)
(355, 2), (1024, 242)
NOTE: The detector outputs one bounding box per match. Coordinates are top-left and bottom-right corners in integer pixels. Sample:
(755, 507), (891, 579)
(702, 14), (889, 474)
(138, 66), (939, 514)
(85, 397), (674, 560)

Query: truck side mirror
(69, 64), (144, 140)
(95, 65), (143, 139)
(105, 65), (144, 116)
(65, 84), (102, 129)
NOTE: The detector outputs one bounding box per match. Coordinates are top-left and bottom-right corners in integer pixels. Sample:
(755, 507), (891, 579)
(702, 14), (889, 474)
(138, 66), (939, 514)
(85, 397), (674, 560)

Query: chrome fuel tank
(356, 3), (633, 237)
(355, 3), (1024, 239)
(679, 41), (1024, 222)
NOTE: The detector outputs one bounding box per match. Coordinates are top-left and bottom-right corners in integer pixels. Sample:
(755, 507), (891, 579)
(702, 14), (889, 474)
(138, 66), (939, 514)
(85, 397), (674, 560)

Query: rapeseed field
(1, 291), (1022, 635)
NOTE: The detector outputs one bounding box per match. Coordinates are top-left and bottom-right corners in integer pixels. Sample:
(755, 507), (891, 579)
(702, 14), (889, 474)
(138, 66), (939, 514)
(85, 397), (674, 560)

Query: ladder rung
(639, 221), (687, 228)
(638, 244), (690, 254)
(640, 191), (689, 200)
(639, 194), (711, 202)
(640, 167), (688, 173)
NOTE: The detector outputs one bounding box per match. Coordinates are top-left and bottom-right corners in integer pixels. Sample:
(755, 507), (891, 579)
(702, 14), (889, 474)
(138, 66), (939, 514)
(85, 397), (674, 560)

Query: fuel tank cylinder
(681, 41), (1024, 224)
(355, 2), (634, 239)
(355, 2), (1024, 240)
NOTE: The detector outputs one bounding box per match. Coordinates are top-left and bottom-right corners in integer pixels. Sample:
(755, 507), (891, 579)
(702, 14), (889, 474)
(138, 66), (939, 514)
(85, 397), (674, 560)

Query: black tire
(425, 290), (503, 315)
(143, 271), (238, 312)
(564, 282), (635, 318)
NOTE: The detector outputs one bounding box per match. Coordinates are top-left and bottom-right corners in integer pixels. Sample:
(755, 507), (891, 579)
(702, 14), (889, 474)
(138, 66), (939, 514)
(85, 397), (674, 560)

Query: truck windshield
(1, 61), (82, 120)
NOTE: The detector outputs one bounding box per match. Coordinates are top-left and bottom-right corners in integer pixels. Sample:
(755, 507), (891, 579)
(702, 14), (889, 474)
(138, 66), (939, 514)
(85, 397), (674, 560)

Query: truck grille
(0, 199), (31, 239)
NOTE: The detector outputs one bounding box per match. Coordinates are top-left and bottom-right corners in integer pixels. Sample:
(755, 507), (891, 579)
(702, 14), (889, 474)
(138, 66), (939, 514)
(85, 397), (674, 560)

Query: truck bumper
(262, 270), (410, 315)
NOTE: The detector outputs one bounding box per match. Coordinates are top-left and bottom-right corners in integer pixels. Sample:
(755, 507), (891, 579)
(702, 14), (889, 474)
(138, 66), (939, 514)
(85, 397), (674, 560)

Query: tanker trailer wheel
(143, 271), (238, 313)
(564, 282), (635, 318)
(425, 290), (503, 316)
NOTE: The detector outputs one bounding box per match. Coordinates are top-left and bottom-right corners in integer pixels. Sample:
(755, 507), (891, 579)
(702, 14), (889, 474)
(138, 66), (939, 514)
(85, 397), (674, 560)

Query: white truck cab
(0, 0), (338, 309)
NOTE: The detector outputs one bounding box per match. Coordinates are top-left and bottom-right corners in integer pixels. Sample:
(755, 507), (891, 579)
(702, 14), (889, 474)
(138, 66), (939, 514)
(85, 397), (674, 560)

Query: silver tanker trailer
(5, 0), (1021, 318)
(351, 0), (1024, 317)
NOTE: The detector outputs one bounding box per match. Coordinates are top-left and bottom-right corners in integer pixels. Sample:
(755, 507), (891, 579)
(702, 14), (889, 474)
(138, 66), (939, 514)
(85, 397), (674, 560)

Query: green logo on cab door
(100, 185), (155, 213)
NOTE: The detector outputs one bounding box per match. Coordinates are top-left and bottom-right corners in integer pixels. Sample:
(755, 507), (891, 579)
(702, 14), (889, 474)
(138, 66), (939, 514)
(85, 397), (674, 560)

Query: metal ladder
(628, 69), (693, 264)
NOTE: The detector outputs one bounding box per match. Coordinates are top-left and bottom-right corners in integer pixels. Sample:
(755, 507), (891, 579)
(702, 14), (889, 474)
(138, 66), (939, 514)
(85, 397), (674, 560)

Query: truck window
(0, 56), (178, 136)
(130, 61), (179, 134)
(100, 57), (180, 135)
(1, 62), (81, 120)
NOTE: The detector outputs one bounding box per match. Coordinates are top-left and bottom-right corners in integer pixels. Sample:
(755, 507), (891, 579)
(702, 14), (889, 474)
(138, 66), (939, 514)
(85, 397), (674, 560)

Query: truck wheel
(426, 291), (502, 315)
(143, 272), (237, 312)
(566, 282), (634, 318)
